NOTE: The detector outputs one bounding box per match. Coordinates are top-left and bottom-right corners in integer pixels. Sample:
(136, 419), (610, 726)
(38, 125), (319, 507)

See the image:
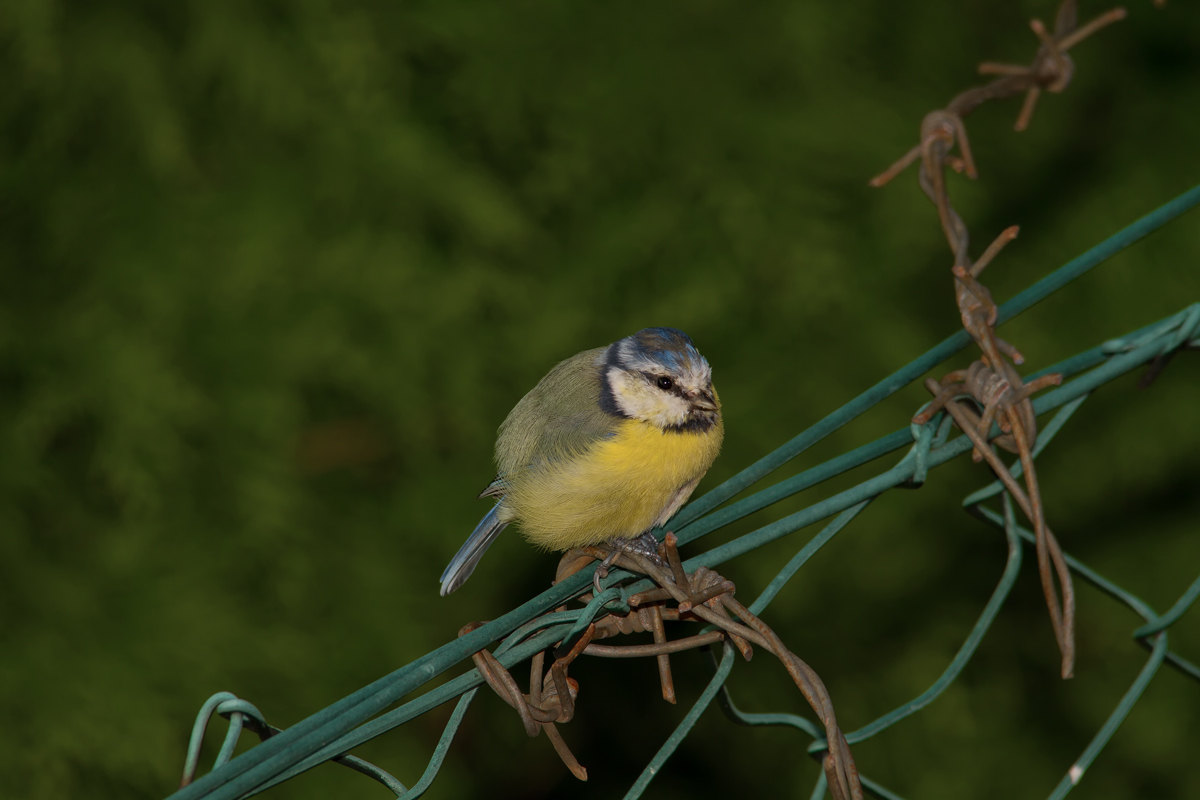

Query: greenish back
(495, 347), (618, 481)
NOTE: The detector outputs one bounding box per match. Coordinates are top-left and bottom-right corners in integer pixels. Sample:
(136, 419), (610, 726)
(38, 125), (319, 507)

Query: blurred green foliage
(1, 1), (1198, 798)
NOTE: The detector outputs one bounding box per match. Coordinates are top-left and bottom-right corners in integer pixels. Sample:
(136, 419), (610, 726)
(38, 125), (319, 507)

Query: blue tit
(440, 327), (723, 595)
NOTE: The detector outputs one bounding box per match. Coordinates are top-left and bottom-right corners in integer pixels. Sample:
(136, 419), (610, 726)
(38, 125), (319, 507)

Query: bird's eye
(656, 376), (674, 391)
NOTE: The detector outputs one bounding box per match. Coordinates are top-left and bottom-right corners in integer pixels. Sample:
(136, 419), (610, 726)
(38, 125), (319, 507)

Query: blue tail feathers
(439, 503), (509, 595)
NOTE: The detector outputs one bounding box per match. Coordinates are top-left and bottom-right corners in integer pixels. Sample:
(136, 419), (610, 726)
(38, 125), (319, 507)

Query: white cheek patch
(608, 368), (691, 428)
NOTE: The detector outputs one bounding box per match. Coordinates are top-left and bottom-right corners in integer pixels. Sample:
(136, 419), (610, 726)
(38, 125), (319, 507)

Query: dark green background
(2, 1), (1198, 798)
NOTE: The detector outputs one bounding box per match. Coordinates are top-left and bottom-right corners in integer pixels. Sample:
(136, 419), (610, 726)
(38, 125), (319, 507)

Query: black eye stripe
(641, 371), (692, 398)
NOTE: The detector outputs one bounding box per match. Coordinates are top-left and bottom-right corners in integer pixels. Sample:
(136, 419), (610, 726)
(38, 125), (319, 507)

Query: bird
(439, 327), (723, 595)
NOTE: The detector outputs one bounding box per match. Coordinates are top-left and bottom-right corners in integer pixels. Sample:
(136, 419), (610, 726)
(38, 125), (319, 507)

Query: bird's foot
(593, 548), (621, 595)
(627, 531), (666, 564)
(593, 533), (667, 594)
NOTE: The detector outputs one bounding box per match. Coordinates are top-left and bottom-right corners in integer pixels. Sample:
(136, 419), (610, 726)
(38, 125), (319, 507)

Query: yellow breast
(504, 417), (724, 551)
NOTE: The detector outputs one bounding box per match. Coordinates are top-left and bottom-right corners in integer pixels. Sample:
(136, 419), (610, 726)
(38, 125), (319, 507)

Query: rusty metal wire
(870, 1), (1127, 201)
(448, 533), (866, 797)
(169, 4), (1197, 799)
(909, 225), (1076, 678)
(869, 0), (1136, 680)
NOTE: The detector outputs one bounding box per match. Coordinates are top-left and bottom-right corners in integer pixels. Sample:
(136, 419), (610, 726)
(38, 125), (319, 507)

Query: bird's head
(601, 327), (720, 432)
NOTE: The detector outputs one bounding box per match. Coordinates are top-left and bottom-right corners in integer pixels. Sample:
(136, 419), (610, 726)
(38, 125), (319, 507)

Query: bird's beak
(689, 390), (719, 412)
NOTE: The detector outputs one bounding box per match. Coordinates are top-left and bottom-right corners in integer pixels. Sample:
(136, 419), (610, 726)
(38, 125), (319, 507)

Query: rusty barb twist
(910, 226), (1075, 679)
(869, 0), (1127, 196)
(459, 533), (863, 800)
(865, 0), (1142, 680)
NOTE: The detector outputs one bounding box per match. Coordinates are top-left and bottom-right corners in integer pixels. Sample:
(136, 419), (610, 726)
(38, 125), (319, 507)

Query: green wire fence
(171, 183), (1200, 800)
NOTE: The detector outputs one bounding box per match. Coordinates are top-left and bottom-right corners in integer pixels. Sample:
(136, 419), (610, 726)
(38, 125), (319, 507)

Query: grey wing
(495, 346), (618, 478)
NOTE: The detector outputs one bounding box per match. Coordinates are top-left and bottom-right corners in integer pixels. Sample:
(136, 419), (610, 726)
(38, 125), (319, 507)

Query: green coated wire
(333, 756), (407, 797)
(859, 774), (909, 800)
(675, 433), (909, 545)
(714, 673), (823, 739)
(171, 183), (1200, 800)
(1046, 635), (1170, 800)
(257, 589), (655, 793)
(397, 690), (479, 799)
(623, 644), (738, 800)
(973, 505), (1200, 684)
(219, 704), (412, 798)
(1132, 574), (1200, 638)
(182, 693), (239, 785)
(811, 770), (829, 800)
(215, 713), (244, 769)
(181, 694), (412, 798)
(254, 620), (579, 793)
(183, 575), (585, 800)
(209, 700), (269, 771)
(834, 493), (1024, 746)
(750, 501), (873, 616)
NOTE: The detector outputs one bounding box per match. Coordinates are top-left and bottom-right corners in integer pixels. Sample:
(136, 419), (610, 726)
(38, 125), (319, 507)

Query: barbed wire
(870, 0), (1135, 681)
(451, 536), (863, 798)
